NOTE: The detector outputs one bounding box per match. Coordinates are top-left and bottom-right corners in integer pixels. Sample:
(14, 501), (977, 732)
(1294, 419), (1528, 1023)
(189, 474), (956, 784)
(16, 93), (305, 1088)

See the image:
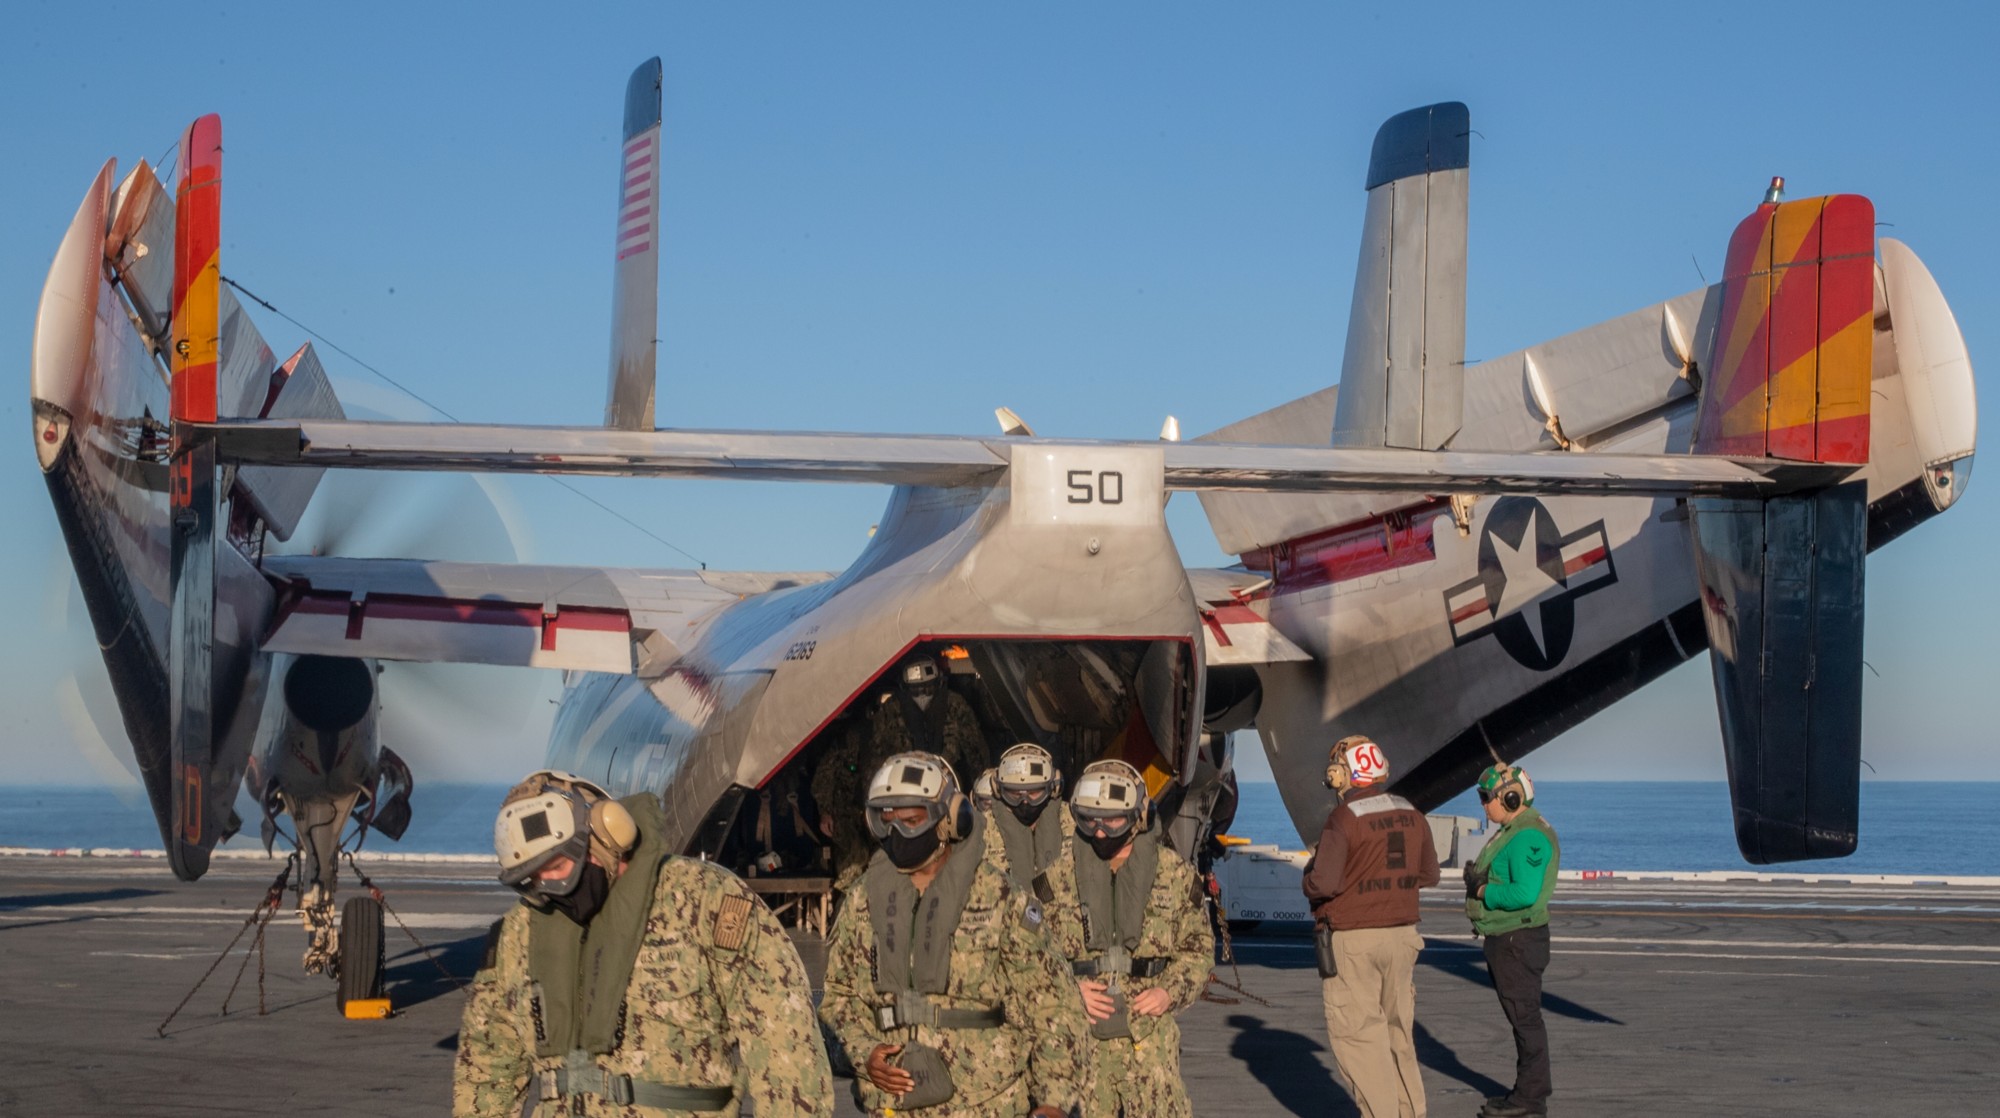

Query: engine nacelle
(250, 654), (382, 805)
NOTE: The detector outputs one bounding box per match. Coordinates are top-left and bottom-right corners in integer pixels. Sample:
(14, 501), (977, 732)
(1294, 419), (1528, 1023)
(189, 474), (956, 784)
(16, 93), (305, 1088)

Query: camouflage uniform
(1042, 842), (1215, 1118)
(811, 716), (882, 888)
(820, 834), (1089, 1117)
(454, 856), (834, 1117)
(817, 695), (989, 888)
(987, 804), (1076, 893)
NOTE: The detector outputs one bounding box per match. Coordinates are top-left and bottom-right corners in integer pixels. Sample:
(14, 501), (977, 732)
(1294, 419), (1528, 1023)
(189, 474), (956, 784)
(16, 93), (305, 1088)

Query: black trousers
(1483, 923), (1551, 1106)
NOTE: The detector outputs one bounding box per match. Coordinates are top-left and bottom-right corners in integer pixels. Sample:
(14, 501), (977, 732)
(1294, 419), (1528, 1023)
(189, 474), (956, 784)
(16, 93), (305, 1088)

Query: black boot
(1480, 1099), (1546, 1118)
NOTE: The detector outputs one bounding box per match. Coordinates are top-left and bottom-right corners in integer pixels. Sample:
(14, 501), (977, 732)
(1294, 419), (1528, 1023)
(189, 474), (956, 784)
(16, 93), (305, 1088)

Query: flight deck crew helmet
(995, 743), (1061, 806)
(1477, 764), (1534, 812)
(1069, 759), (1152, 839)
(971, 769), (998, 811)
(865, 752), (975, 844)
(493, 770), (639, 901)
(896, 655), (943, 712)
(1324, 735), (1389, 794)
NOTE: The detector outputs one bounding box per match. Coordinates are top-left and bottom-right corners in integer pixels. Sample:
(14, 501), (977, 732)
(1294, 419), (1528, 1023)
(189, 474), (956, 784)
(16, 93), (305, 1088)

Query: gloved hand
(1462, 863), (1487, 900)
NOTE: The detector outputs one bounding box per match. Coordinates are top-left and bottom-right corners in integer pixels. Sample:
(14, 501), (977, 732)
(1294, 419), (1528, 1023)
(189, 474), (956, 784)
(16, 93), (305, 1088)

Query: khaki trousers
(1319, 924), (1425, 1118)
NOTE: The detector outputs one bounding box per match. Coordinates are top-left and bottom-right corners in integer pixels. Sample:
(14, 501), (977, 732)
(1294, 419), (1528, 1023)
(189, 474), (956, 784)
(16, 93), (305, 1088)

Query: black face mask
(881, 826), (944, 872)
(548, 861), (611, 925)
(1007, 797), (1050, 827)
(1083, 830), (1130, 861)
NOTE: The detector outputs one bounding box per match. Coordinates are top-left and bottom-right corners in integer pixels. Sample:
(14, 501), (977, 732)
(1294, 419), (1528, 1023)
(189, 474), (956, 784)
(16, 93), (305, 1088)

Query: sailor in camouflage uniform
(455, 771), (833, 1117)
(986, 743), (1073, 891)
(815, 655), (987, 888)
(1041, 761), (1215, 1118)
(820, 752), (1087, 1118)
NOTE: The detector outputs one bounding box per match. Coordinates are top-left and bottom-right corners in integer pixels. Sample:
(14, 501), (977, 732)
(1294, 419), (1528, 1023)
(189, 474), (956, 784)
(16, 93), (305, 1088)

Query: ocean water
(1232, 780), (2000, 877)
(1, 781), (1995, 875)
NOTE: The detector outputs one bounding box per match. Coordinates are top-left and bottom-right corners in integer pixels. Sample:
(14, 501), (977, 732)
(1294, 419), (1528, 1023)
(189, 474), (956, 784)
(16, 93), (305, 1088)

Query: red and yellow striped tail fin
(170, 113), (222, 427)
(1695, 190), (1874, 464)
(167, 112), (224, 876)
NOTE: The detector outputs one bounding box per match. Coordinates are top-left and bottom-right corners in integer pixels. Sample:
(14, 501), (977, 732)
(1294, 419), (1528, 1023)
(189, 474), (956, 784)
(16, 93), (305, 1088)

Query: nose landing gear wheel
(335, 895), (385, 1013)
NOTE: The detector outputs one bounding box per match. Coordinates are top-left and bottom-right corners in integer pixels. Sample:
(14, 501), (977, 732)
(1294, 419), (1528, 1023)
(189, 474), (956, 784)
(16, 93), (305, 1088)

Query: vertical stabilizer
(1689, 191), (1876, 863)
(1330, 102), (1469, 451)
(169, 114), (224, 880)
(605, 57), (664, 430)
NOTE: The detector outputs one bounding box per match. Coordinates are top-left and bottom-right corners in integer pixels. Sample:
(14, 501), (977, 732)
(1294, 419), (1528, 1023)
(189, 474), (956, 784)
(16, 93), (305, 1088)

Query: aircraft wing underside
(201, 418), (1847, 499)
(258, 556), (832, 675)
(1187, 567), (1312, 667)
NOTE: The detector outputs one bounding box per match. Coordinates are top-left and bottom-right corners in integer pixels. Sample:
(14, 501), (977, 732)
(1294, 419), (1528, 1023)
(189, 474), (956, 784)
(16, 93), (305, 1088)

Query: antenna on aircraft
(1764, 176), (1786, 204)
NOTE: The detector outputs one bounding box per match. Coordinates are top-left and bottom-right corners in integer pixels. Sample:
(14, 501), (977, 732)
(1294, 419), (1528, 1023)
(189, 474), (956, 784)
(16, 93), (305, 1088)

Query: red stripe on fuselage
(1246, 498), (1451, 597)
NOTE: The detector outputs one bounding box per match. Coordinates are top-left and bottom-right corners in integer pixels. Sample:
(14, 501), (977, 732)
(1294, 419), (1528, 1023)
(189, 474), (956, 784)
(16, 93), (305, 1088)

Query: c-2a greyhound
(31, 58), (1976, 998)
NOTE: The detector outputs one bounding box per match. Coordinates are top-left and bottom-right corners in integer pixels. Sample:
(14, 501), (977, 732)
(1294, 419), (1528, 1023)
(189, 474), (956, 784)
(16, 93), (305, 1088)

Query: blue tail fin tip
(1364, 102), (1470, 190)
(623, 57), (663, 140)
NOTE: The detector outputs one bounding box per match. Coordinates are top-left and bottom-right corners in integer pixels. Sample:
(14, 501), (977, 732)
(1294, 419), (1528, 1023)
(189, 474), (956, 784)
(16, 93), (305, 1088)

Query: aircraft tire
(336, 895), (386, 1011)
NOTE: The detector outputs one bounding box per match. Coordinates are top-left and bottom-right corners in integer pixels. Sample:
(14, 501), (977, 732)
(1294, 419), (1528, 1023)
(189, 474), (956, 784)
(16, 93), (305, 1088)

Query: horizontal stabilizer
(200, 417), (1852, 498)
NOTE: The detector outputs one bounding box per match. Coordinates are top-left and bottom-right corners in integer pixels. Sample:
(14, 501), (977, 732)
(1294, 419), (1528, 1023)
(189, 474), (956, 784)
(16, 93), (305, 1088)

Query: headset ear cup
(944, 793), (973, 842)
(1503, 788), (1522, 812)
(591, 799), (639, 855)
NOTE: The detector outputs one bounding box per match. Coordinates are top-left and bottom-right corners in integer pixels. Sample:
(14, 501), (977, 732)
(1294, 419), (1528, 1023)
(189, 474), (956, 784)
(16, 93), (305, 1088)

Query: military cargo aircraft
(31, 59), (1975, 999)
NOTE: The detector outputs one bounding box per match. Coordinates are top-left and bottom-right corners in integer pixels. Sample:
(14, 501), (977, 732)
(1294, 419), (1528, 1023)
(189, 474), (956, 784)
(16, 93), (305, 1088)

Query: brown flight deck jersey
(1302, 786), (1441, 930)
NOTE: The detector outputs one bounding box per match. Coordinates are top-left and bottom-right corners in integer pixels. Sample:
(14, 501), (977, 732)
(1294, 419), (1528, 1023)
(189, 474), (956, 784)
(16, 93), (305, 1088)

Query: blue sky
(2, 2), (1994, 787)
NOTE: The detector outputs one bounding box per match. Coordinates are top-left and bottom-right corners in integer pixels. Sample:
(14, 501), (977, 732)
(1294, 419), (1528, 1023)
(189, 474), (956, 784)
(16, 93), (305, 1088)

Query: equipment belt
(1072, 955), (1167, 979)
(874, 991), (1006, 1031)
(541, 1058), (734, 1111)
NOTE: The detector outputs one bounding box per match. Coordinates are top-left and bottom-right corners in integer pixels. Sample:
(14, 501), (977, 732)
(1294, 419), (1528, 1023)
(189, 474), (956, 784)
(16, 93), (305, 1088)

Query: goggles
(996, 783), (1053, 808)
(1073, 811), (1136, 838)
(866, 799), (946, 840)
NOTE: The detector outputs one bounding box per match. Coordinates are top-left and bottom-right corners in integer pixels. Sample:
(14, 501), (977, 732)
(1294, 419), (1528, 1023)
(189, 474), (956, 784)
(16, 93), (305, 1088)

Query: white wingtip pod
(32, 159), (115, 471)
(1880, 238), (1977, 511)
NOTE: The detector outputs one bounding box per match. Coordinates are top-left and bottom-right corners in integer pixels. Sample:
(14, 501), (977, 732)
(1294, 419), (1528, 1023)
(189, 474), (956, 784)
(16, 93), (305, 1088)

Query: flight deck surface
(2, 855), (1993, 1116)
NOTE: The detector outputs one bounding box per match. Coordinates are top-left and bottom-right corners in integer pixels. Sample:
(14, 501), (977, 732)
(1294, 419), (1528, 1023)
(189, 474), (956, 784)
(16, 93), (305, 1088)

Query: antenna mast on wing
(605, 58), (664, 430)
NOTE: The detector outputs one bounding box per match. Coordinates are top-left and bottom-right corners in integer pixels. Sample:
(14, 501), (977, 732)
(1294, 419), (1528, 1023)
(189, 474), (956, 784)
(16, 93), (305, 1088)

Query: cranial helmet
(897, 656), (942, 711)
(864, 752), (974, 843)
(971, 769), (998, 810)
(1325, 735), (1390, 794)
(493, 770), (639, 901)
(1069, 759), (1151, 839)
(1477, 764), (1534, 812)
(994, 742), (1060, 809)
